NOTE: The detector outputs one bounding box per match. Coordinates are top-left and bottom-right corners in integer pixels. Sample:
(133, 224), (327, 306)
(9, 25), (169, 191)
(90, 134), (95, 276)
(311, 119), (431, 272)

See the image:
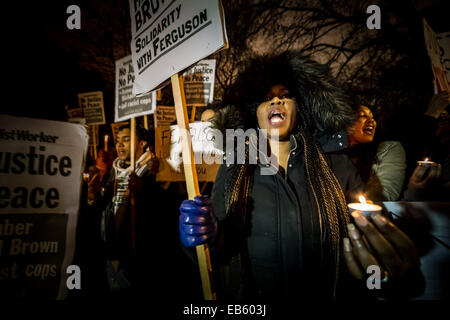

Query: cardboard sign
(154, 105), (177, 128)
(129, 0), (228, 96)
(115, 55), (157, 122)
(155, 122), (222, 182)
(78, 91), (106, 125)
(183, 59), (216, 107)
(0, 115), (89, 299)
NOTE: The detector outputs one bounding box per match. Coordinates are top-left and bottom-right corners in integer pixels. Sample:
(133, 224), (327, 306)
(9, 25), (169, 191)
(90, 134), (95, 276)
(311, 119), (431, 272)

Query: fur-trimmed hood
(212, 51), (356, 138)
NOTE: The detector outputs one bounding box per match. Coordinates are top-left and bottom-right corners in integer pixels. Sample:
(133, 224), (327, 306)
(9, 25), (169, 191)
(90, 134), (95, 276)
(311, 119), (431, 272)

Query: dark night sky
(0, 1), (448, 122)
(2, 1), (110, 121)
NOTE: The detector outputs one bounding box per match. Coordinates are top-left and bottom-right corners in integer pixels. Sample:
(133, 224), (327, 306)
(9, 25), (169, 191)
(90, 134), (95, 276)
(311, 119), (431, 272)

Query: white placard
(183, 59), (216, 107)
(129, 0), (228, 96)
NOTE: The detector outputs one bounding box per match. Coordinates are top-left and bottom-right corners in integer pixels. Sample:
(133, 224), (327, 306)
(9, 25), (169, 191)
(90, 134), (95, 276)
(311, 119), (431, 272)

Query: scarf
(111, 151), (153, 215)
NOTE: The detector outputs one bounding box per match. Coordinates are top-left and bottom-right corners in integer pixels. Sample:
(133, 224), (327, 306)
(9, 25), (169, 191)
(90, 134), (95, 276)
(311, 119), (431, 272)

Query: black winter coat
(210, 133), (366, 300)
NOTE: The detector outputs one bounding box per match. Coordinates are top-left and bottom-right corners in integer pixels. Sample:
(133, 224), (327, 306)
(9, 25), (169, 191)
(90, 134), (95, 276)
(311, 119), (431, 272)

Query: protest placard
(183, 59), (216, 107)
(436, 32), (450, 89)
(155, 122), (222, 182)
(423, 19), (450, 93)
(65, 106), (83, 119)
(130, 0), (227, 300)
(0, 115), (89, 299)
(129, 0), (228, 96)
(115, 55), (156, 122)
(154, 105), (177, 128)
(78, 91), (106, 125)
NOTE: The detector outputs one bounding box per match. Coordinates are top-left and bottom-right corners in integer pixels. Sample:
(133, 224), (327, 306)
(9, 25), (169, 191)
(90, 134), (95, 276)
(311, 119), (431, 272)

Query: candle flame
(104, 135), (109, 141)
(359, 195), (366, 205)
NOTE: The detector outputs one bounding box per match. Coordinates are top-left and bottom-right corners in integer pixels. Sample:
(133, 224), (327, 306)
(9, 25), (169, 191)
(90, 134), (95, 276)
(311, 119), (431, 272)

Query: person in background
(403, 161), (444, 201)
(87, 124), (178, 298)
(403, 91), (450, 201)
(346, 105), (406, 201)
(70, 137), (118, 299)
(200, 108), (215, 122)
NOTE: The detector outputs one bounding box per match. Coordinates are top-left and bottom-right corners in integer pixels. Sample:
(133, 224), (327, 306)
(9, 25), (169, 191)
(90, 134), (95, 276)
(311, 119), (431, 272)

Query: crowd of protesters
(71, 51), (449, 302)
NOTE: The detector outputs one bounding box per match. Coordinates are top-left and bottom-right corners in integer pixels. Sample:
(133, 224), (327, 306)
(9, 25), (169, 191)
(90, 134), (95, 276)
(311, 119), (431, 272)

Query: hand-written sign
(115, 55), (156, 122)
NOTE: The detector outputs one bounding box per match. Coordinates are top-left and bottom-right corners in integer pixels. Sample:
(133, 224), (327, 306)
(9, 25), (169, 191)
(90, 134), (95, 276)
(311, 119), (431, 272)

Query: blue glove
(179, 195), (218, 247)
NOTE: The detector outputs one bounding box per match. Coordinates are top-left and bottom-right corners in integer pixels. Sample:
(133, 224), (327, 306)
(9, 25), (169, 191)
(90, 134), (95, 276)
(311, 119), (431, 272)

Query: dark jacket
(91, 163), (181, 298)
(210, 133), (366, 301)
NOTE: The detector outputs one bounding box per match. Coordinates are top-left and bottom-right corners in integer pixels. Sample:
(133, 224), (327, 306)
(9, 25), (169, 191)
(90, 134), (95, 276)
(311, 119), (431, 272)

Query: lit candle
(83, 172), (90, 182)
(348, 195), (382, 217)
(417, 157), (436, 167)
(104, 135), (109, 152)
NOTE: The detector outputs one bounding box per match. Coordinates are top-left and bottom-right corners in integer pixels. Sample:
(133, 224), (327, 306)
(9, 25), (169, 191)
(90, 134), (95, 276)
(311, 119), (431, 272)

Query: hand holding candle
(417, 157), (436, 167)
(348, 195), (382, 217)
(408, 159), (442, 191)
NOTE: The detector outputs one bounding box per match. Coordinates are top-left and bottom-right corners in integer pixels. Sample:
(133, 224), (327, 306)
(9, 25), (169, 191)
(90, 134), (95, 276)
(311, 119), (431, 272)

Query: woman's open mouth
(268, 108), (287, 126)
(362, 125), (374, 135)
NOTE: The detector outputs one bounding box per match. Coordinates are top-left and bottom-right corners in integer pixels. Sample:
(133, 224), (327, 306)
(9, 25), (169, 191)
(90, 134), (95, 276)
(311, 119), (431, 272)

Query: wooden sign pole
(143, 115), (150, 153)
(171, 73), (216, 300)
(130, 118), (136, 171)
(130, 117), (137, 254)
(190, 105), (197, 123)
(143, 114), (149, 130)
